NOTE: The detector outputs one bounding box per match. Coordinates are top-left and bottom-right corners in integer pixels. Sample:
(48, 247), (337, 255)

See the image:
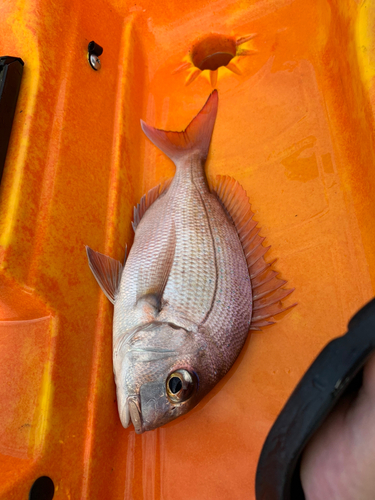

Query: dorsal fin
(86, 246), (124, 304)
(209, 175), (296, 330)
(132, 178), (173, 232)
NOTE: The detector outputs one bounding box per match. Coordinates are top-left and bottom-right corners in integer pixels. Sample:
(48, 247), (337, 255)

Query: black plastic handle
(256, 297), (375, 500)
(0, 56), (24, 183)
(88, 41), (103, 57)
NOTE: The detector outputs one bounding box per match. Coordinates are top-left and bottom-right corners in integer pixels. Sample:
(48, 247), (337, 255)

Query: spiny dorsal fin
(132, 178), (173, 232)
(86, 246), (124, 304)
(208, 175), (296, 329)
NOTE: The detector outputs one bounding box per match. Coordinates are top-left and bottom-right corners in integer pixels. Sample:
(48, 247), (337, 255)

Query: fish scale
(163, 168), (218, 323)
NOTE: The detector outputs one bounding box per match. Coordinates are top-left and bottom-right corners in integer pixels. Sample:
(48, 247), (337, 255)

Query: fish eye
(166, 369), (195, 403)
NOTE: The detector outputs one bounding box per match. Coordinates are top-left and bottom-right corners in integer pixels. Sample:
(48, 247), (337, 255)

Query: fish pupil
(169, 377), (182, 394)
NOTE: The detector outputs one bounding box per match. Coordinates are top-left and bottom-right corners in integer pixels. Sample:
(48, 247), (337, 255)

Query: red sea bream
(86, 90), (294, 433)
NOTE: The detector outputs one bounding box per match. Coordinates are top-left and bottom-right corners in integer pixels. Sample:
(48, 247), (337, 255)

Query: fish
(86, 90), (294, 433)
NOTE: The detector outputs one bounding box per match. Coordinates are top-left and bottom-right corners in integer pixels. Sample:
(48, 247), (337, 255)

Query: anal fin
(208, 175), (296, 330)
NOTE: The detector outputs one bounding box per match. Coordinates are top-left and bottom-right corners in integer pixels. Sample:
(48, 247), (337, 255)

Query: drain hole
(29, 476), (55, 500)
(191, 34), (236, 71)
(169, 377), (182, 394)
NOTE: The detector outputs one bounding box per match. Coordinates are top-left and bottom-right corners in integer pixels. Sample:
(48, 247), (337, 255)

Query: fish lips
(128, 396), (143, 434)
(121, 395), (143, 434)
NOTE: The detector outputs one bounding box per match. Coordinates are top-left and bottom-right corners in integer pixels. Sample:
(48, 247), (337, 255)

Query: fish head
(113, 322), (215, 433)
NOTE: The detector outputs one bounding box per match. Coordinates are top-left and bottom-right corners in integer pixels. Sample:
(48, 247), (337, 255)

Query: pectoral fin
(136, 223), (176, 311)
(86, 246), (124, 304)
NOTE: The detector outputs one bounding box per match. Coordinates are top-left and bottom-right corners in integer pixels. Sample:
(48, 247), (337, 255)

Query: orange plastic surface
(1, 0), (375, 498)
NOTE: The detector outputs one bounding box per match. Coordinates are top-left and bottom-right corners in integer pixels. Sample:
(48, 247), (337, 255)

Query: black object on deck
(256, 297), (375, 500)
(0, 56), (24, 183)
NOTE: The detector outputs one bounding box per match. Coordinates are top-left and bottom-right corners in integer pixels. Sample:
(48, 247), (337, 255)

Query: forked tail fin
(141, 90), (218, 164)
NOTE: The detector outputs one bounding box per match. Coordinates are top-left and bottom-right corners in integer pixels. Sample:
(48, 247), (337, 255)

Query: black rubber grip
(256, 297), (375, 500)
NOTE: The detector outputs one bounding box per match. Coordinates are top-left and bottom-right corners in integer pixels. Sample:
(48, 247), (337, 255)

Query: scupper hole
(191, 34), (237, 71)
(29, 476), (55, 500)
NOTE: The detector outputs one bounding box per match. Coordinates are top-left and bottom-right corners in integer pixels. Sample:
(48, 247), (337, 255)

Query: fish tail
(141, 90), (218, 165)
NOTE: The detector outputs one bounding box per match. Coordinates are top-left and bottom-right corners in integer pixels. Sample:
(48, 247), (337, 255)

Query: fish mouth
(123, 395), (143, 434)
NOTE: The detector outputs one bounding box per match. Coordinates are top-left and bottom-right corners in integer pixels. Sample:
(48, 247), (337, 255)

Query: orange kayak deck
(1, 0), (375, 498)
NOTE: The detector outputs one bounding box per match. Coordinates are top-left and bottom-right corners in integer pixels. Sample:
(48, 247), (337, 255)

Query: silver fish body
(87, 91), (261, 433)
(115, 91), (251, 432)
(114, 165), (252, 432)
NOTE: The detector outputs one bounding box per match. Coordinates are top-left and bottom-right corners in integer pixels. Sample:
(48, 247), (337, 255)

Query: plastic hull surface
(0, 0), (375, 498)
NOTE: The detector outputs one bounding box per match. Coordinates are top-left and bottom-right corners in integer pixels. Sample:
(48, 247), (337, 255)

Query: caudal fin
(141, 90), (218, 164)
